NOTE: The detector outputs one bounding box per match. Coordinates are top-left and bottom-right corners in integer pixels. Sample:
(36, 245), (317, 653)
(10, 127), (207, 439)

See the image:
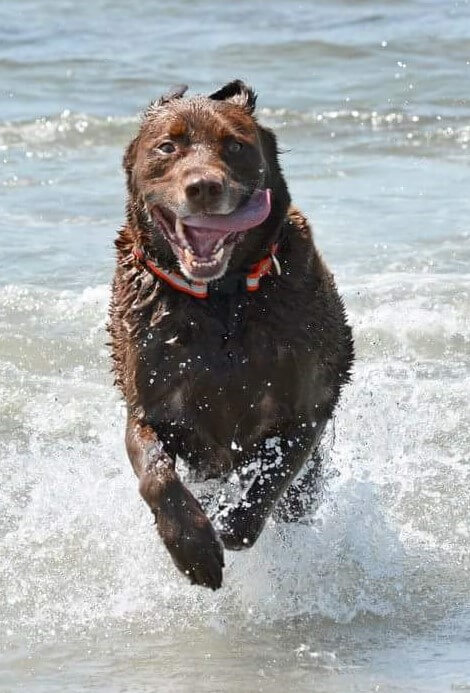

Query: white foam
(0, 276), (469, 646)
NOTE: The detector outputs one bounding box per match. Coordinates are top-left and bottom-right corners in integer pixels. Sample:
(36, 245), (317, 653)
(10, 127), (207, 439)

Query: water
(1, 1), (469, 691)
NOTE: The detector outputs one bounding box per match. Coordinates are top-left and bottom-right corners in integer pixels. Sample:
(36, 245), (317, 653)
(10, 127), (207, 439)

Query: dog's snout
(185, 176), (224, 207)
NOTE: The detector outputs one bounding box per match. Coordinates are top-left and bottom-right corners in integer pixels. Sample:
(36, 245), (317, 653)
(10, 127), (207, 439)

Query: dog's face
(124, 81), (287, 281)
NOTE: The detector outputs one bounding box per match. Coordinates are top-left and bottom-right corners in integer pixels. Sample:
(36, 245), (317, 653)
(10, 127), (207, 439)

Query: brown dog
(108, 81), (353, 590)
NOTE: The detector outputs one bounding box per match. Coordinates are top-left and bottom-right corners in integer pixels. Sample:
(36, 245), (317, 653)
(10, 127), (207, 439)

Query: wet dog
(108, 81), (353, 589)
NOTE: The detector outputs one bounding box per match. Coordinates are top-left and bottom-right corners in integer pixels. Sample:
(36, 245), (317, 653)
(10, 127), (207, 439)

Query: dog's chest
(134, 295), (304, 437)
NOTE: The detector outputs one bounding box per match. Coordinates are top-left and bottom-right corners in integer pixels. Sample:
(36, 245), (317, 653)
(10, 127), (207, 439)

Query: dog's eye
(156, 141), (176, 154)
(228, 140), (243, 153)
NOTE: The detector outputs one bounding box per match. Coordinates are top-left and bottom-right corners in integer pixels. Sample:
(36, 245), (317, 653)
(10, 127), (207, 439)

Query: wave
(0, 275), (468, 644)
(1, 108), (469, 153)
(0, 112), (137, 150)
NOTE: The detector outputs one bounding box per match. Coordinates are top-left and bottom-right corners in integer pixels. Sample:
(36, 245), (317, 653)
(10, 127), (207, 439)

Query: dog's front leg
(215, 420), (326, 551)
(125, 414), (224, 589)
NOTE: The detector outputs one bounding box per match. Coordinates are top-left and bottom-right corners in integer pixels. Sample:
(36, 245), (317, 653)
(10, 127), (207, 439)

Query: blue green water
(1, 1), (469, 691)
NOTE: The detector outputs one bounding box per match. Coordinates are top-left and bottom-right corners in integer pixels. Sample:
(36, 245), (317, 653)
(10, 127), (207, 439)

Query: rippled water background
(1, 1), (470, 691)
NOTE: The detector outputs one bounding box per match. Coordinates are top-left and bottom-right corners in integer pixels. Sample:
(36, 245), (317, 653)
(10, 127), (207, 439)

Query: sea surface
(1, 1), (469, 691)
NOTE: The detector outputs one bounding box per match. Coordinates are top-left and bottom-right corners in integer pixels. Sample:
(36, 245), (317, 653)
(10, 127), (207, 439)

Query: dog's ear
(123, 136), (139, 192)
(123, 136), (138, 173)
(157, 83), (188, 106)
(144, 84), (188, 117)
(209, 80), (257, 114)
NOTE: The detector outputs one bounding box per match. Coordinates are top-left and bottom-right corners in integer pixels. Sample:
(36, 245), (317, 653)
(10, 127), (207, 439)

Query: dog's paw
(213, 505), (259, 551)
(155, 489), (225, 590)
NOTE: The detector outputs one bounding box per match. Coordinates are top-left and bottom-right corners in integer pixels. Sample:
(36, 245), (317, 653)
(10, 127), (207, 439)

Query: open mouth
(150, 189), (272, 281)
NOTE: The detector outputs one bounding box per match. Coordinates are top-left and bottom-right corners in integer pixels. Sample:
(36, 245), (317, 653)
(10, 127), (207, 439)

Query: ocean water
(1, 1), (469, 691)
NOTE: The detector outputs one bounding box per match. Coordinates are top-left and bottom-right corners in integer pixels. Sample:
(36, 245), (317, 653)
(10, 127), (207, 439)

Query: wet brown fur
(108, 81), (353, 590)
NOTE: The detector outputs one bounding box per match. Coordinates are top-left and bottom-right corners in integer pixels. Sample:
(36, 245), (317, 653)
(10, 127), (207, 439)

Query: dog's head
(124, 80), (290, 282)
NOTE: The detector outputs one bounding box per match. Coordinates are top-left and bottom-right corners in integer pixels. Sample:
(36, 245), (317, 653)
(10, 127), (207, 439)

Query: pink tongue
(183, 226), (229, 256)
(183, 188), (271, 234)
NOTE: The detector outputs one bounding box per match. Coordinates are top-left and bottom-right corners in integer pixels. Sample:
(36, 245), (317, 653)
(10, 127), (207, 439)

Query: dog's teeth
(214, 247), (224, 262)
(175, 218), (185, 237)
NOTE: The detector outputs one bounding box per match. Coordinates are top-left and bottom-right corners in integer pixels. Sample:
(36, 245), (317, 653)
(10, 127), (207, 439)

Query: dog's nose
(185, 177), (224, 206)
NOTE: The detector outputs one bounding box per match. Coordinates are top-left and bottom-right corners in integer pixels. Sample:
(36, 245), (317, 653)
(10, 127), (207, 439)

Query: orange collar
(133, 244), (281, 299)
